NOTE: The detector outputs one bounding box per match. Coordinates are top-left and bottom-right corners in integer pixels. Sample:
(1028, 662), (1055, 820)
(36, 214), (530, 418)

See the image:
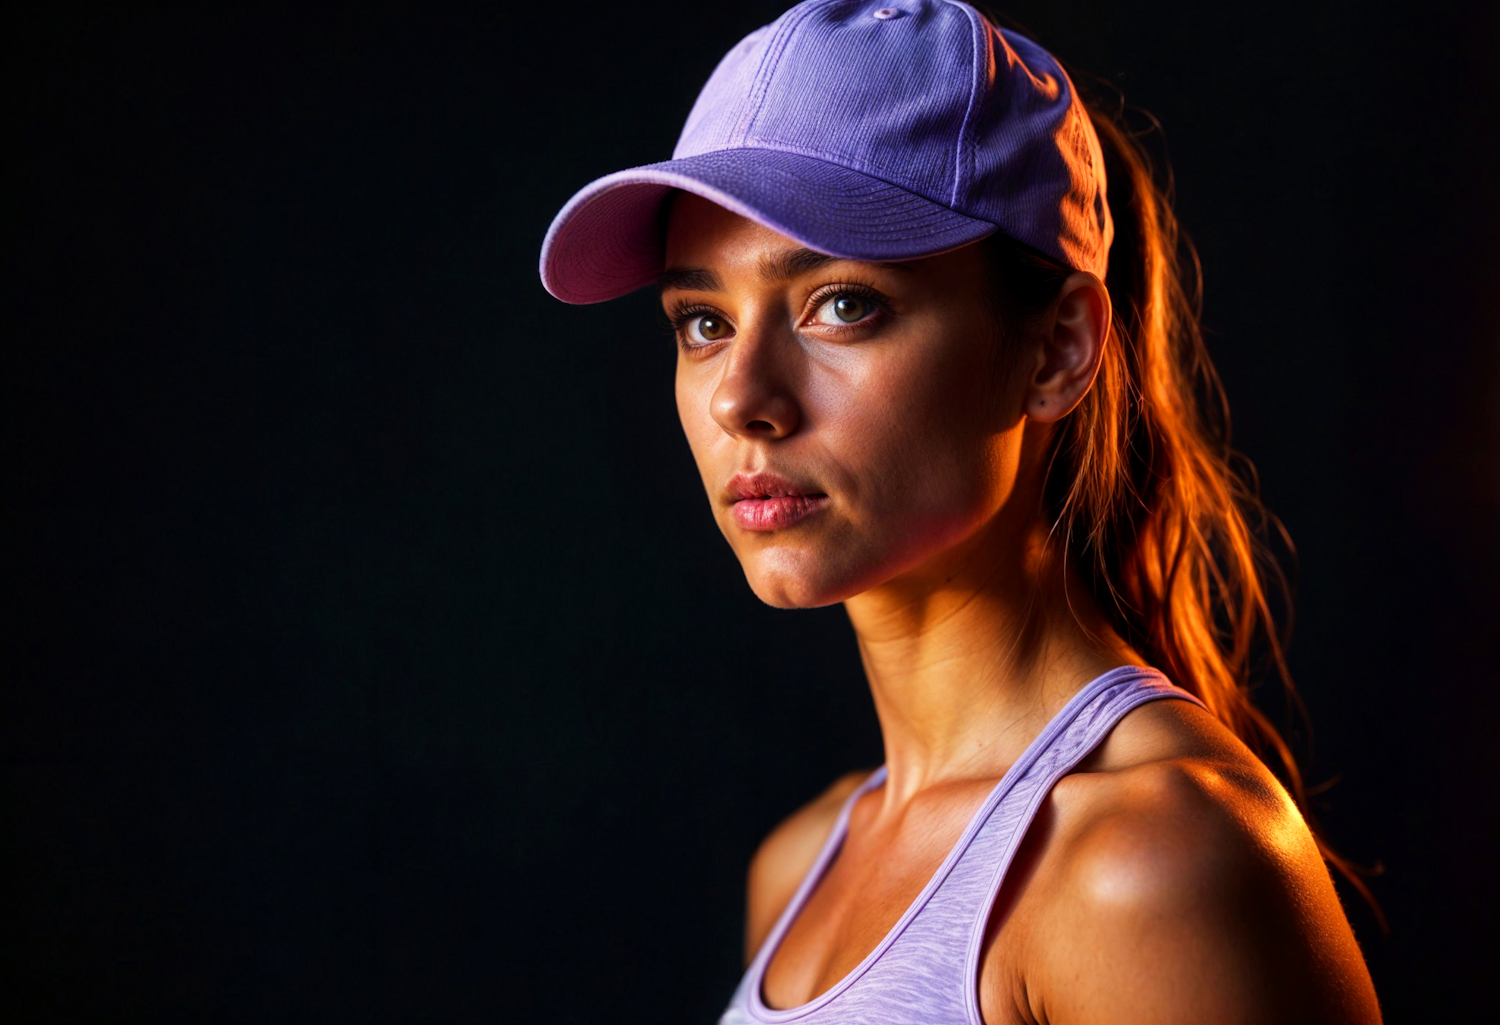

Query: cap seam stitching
(943, 0), (989, 211)
(733, 0), (839, 147)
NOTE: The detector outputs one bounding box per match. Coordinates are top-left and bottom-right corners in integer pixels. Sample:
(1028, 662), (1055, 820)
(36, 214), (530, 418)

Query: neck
(842, 507), (1140, 806)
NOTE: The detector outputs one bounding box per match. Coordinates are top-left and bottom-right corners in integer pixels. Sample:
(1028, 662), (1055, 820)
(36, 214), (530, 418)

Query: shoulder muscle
(1034, 754), (1380, 1023)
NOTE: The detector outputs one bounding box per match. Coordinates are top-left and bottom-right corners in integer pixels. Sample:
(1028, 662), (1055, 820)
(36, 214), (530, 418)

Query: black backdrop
(8, 2), (1498, 1022)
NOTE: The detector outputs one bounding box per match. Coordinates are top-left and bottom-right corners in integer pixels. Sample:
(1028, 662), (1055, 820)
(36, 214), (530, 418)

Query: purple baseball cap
(538, 0), (1111, 305)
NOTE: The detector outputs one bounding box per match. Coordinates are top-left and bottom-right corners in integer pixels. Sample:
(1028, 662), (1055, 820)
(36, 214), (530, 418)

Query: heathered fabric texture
(718, 666), (1206, 1025)
(539, 0), (1112, 304)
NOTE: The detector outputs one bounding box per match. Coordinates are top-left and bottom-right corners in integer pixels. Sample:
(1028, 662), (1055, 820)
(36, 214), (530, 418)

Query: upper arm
(1031, 760), (1381, 1025)
(743, 769), (873, 966)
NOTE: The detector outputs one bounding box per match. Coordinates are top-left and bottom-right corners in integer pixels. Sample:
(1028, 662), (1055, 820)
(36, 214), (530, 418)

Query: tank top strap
(939, 665), (1206, 1023)
(719, 665), (1205, 1025)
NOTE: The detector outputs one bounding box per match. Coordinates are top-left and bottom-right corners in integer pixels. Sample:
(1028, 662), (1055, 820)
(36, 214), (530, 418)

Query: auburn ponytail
(975, 68), (1382, 921)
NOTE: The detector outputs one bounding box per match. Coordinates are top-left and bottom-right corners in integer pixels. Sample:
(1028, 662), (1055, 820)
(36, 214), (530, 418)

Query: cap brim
(539, 148), (999, 304)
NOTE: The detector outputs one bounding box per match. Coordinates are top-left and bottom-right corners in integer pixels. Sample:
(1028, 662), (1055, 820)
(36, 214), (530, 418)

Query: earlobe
(1024, 272), (1110, 424)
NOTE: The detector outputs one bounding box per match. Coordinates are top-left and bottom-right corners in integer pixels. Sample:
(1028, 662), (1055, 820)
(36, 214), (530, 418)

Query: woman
(539, 1), (1381, 1021)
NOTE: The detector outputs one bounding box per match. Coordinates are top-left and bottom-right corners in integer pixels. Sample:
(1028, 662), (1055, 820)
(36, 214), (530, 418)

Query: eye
(685, 312), (733, 344)
(810, 292), (877, 327)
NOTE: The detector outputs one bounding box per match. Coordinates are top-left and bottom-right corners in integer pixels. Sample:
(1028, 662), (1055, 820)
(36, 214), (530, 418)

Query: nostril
(746, 420), (775, 432)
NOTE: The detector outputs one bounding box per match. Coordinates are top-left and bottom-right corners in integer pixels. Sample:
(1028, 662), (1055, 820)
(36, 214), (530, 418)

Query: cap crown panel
(746, 0), (973, 205)
(675, 0), (976, 207)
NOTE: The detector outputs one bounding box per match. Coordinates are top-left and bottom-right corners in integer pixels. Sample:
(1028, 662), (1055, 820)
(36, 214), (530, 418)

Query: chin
(737, 544), (881, 610)
(744, 575), (845, 610)
(737, 506), (998, 609)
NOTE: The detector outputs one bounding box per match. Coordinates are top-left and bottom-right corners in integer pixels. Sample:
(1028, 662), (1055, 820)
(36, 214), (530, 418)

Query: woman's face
(662, 192), (1039, 609)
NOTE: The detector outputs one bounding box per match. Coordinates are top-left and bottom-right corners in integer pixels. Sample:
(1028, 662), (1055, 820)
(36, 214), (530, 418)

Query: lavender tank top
(718, 665), (1206, 1025)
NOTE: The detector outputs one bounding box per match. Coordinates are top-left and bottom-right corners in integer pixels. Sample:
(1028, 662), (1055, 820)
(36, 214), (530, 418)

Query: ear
(1022, 271), (1111, 423)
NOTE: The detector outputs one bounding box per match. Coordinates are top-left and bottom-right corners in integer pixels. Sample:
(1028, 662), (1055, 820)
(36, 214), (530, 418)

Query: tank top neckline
(747, 664), (1170, 1021)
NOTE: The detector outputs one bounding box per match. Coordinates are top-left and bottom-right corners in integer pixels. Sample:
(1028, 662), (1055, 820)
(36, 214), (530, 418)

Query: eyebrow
(657, 247), (915, 294)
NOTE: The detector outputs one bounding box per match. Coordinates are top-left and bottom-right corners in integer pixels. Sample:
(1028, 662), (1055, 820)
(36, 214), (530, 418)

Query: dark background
(7, 1), (1498, 1021)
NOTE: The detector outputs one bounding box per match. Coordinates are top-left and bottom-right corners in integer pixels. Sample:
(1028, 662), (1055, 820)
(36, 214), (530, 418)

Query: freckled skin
(662, 192), (1381, 1024)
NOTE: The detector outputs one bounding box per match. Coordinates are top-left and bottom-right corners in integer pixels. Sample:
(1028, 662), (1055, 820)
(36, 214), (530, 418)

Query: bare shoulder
(743, 768), (875, 965)
(1019, 698), (1381, 1024)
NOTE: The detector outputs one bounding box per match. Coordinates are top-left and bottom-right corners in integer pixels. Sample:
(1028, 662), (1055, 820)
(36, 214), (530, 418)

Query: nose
(709, 318), (802, 440)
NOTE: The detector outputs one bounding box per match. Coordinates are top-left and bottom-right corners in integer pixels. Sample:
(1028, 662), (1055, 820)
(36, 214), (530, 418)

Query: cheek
(827, 341), (1011, 522)
(674, 367), (699, 431)
(675, 373), (718, 479)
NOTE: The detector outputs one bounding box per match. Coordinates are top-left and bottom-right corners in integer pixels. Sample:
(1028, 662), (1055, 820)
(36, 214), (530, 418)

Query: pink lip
(731, 494), (831, 531)
(726, 471), (829, 531)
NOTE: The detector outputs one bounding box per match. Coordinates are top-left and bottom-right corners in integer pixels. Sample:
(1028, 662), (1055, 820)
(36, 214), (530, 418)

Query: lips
(727, 471), (826, 504)
(727, 471), (830, 531)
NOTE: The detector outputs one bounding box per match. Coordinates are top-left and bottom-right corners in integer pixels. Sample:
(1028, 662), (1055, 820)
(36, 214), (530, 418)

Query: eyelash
(667, 280), (891, 352)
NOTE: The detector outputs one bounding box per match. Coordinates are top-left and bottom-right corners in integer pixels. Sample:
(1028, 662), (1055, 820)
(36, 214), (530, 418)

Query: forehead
(661, 191), (799, 268)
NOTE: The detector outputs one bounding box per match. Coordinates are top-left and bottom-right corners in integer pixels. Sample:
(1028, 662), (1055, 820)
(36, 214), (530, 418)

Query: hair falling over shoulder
(977, 72), (1384, 924)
